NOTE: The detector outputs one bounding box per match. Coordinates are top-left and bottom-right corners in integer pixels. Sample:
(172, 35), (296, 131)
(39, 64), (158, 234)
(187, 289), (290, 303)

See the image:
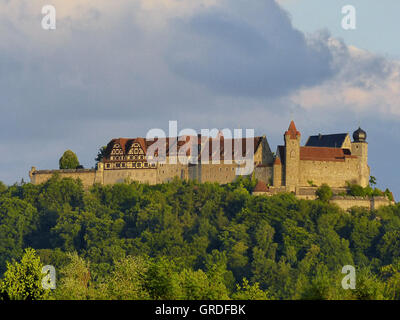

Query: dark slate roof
(277, 146), (286, 165)
(305, 133), (348, 148)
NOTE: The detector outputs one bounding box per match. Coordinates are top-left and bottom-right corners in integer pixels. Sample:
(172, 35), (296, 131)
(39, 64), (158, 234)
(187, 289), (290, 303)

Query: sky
(1, 0), (399, 198)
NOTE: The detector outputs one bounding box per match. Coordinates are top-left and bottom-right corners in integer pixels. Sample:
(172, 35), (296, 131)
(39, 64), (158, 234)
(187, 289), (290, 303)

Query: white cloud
(290, 39), (400, 117)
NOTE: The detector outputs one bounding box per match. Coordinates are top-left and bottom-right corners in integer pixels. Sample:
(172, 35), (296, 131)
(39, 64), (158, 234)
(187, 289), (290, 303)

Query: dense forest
(1, 174), (400, 300)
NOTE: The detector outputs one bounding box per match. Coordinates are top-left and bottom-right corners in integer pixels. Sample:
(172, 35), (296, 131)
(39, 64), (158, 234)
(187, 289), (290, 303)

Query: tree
(0, 181), (6, 194)
(369, 176), (377, 186)
(54, 252), (93, 300)
(0, 248), (50, 300)
(105, 256), (150, 300)
(231, 278), (270, 300)
(59, 150), (80, 169)
(95, 146), (107, 164)
(316, 184), (333, 202)
(0, 198), (38, 273)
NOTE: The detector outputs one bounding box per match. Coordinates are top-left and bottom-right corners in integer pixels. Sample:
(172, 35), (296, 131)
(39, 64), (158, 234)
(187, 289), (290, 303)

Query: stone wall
(330, 196), (394, 211)
(103, 168), (157, 185)
(200, 163), (238, 184)
(157, 163), (189, 183)
(254, 165), (273, 185)
(298, 158), (361, 188)
(29, 168), (98, 189)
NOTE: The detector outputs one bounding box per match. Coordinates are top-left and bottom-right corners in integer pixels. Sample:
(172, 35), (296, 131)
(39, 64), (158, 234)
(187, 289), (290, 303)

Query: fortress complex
(30, 121), (371, 197)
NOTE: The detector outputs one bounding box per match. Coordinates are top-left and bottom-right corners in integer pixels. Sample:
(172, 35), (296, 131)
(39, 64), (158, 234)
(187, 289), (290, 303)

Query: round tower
(351, 127), (369, 187)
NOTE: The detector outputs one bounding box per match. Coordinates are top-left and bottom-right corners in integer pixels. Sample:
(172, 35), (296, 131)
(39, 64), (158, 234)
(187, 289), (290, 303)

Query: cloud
(166, 0), (334, 98)
(290, 39), (400, 117)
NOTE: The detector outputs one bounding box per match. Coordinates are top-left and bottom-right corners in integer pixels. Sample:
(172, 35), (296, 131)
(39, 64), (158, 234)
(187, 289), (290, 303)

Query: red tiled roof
(104, 136), (264, 160)
(285, 121), (301, 139)
(274, 157), (281, 165)
(253, 181), (269, 193)
(300, 146), (357, 162)
(199, 136), (263, 161)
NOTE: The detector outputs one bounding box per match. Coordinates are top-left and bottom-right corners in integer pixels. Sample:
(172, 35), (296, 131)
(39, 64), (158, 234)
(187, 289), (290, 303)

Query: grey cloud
(166, 0), (335, 97)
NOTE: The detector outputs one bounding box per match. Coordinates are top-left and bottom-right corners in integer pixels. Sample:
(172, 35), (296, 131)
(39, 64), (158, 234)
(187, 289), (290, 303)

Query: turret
(284, 121), (301, 191)
(351, 127), (369, 187)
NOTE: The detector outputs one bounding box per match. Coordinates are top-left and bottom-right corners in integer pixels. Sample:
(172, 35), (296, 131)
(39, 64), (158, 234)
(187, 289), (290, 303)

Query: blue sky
(0, 0), (399, 198)
(279, 0), (400, 57)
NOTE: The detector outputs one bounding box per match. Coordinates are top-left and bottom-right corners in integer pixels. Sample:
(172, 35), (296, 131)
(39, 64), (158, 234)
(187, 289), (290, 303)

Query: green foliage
(0, 177), (399, 300)
(231, 278), (270, 300)
(307, 180), (316, 187)
(369, 176), (377, 186)
(95, 146), (107, 164)
(54, 252), (100, 300)
(0, 248), (50, 300)
(0, 181), (7, 194)
(59, 150), (80, 170)
(384, 189), (394, 202)
(346, 182), (389, 199)
(0, 197), (38, 273)
(316, 184), (333, 202)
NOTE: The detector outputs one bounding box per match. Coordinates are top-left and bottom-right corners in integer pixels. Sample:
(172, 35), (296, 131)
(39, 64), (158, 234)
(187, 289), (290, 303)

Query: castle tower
(284, 121), (301, 192)
(272, 157), (282, 187)
(351, 127), (370, 187)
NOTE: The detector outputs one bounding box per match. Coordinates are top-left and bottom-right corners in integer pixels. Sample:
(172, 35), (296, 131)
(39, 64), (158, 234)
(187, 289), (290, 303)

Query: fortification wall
(299, 158), (361, 188)
(103, 168), (157, 185)
(30, 169), (97, 189)
(330, 196), (393, 210)
(157, 163), (189, 183)
(200, 163), (238, 184)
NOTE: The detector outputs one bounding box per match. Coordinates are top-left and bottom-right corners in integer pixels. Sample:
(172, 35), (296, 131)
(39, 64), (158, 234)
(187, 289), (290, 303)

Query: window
(144, 163), (148, 168)
(137, 162), (142, 168)
(116, 163), (120, 168)
(106, 164), (110, 168)
(122, 163), (126, 167)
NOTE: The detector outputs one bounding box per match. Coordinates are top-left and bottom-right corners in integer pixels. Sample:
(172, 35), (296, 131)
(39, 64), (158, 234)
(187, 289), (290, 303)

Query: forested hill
(1, 175), (400, 300)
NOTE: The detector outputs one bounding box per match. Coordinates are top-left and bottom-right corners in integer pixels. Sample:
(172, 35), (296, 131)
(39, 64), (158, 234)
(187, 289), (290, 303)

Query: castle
(29, 121), (370, 190)
(29, 121), (394, 210)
